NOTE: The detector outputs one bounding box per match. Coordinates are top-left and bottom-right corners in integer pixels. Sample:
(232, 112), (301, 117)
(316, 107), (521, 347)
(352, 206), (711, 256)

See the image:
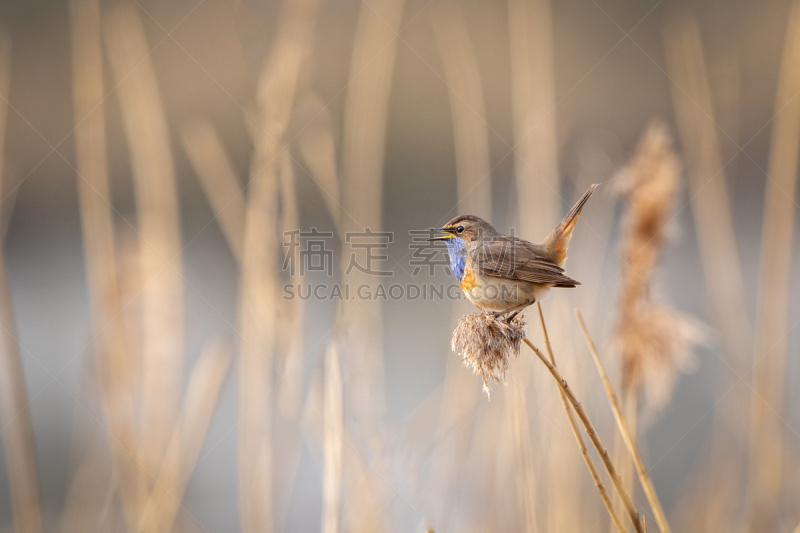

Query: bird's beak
(426, 228), (453, 241)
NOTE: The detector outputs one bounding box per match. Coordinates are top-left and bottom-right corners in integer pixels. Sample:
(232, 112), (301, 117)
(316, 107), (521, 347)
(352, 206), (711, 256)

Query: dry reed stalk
(276, 150), (304, 417)
(338, 0), (404, 529)
(522, 337), (645, 533)
(577, 310), (671, 533)
(238, 1), (317, 531)
(662, 18), (753, 531)
(507, 383), (540, 533)
(425, 354), (482, 531)
(0, 257), (43, 533)
(431, 1), (492, 218)
(425, 6), (493, 526)
(508, 0), (559, 237)
(69, 0), (146, 526)
(104, 3), (185, 488)
(747, 1), (800, 526)
(58, 427), (115, 533)
(0, 29), (8, 188)
(238, 89), (280, 533)
(180, 118), (246, 264)
(538, 304), (626, 533)
(272, 152), (309, 522)
(662, 15), (751, 375)
(136, 340), (233, 533)
(295, 93), (341, 230)
(0, 29), (43, 533)
(338, 0), (405, 427)
(322, 345), (344, 533)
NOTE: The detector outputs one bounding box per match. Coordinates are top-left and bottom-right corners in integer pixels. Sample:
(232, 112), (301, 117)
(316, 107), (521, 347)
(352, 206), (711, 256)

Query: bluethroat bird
(429, 184), (598, 319)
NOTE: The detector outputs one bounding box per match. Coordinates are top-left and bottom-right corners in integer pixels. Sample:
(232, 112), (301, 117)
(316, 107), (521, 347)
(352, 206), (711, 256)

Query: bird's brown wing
(474, 237), (580, 287)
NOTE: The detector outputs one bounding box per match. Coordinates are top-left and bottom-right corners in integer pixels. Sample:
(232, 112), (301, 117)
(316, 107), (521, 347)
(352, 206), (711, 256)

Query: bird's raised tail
(542, 184), (598, 267)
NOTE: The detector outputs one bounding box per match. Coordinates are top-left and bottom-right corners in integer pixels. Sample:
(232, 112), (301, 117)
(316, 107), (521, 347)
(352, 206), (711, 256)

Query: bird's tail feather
(543, 184), (598, 267)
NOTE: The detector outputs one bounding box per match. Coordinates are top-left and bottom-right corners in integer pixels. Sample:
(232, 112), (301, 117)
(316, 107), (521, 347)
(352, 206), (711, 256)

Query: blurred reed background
(0, 0), (798, 531)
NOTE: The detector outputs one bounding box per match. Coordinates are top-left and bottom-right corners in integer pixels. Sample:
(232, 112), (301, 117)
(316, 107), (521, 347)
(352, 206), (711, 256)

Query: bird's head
(428, 215), (498, 243)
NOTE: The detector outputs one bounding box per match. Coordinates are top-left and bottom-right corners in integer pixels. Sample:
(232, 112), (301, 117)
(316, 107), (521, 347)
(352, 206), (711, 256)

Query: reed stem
(575, 309), (671, 533)
(523, 336), (644, 533)
(536, 304), (625, 533)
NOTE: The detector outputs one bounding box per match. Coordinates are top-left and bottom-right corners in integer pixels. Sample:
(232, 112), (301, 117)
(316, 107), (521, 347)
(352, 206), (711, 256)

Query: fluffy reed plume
(104, 1), (185, 487)
(451, 313), (526, 397)
(0, 28), (43, 533)
(615, 123), (701, 416)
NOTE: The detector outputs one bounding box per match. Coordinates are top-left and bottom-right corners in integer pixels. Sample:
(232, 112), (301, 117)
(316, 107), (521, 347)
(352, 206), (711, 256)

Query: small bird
(429, 184), (598, 319)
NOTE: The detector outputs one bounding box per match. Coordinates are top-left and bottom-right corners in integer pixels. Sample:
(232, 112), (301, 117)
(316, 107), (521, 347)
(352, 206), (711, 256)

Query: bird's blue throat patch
(444, 237), (467, 281)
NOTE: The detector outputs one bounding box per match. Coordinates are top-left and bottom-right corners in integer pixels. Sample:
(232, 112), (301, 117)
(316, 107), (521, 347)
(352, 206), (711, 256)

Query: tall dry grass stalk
(431, 1), (492, 219)
(294, 93), (347, 530)
(276, 150), (304, 417)
(237, 0), (317, 531)
(0, 254), (43, 533)
(507, 383), (540, 533)
(662, 16), (752, 530)
(662, 14), (751, 375)
(136, 340), (233, 533)
(522, 336), (645, 533)
(180, 118), (246, 264)
(747, 1), (800, 527)
(424, 5), (493, 528)
(0, 28), (43, 533)
(508, 1), (573, 526)
(538, 304), (626, 533)
(338, 0), (404, 529)
(70, 0), (144, 527)
(237, 115), (280, 533)
(508, 0), (559, 237)
(577, 310), (672, 533)
(295, 93), (341, 231)
(338, 0), (404, 421)
(272, 151), (309, 521)
(322, 346), (344, 533)
(104, 2), (185, 489)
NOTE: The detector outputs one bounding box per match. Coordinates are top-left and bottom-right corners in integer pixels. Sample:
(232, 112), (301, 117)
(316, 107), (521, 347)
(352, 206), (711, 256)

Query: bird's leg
(493, 300), (536, 321)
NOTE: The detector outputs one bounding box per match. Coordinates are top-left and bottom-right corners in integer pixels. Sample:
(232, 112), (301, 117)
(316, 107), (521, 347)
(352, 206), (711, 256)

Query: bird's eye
(456, 225), (465, 234)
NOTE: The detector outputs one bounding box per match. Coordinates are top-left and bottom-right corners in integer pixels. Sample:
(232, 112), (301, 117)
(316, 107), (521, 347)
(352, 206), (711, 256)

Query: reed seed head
(451, 313), (527, 397)
(615, 123), (704, 417)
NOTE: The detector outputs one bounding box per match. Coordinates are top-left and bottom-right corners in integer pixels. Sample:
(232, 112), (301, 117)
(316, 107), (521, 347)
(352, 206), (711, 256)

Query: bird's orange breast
(459, 263), (477, 292)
